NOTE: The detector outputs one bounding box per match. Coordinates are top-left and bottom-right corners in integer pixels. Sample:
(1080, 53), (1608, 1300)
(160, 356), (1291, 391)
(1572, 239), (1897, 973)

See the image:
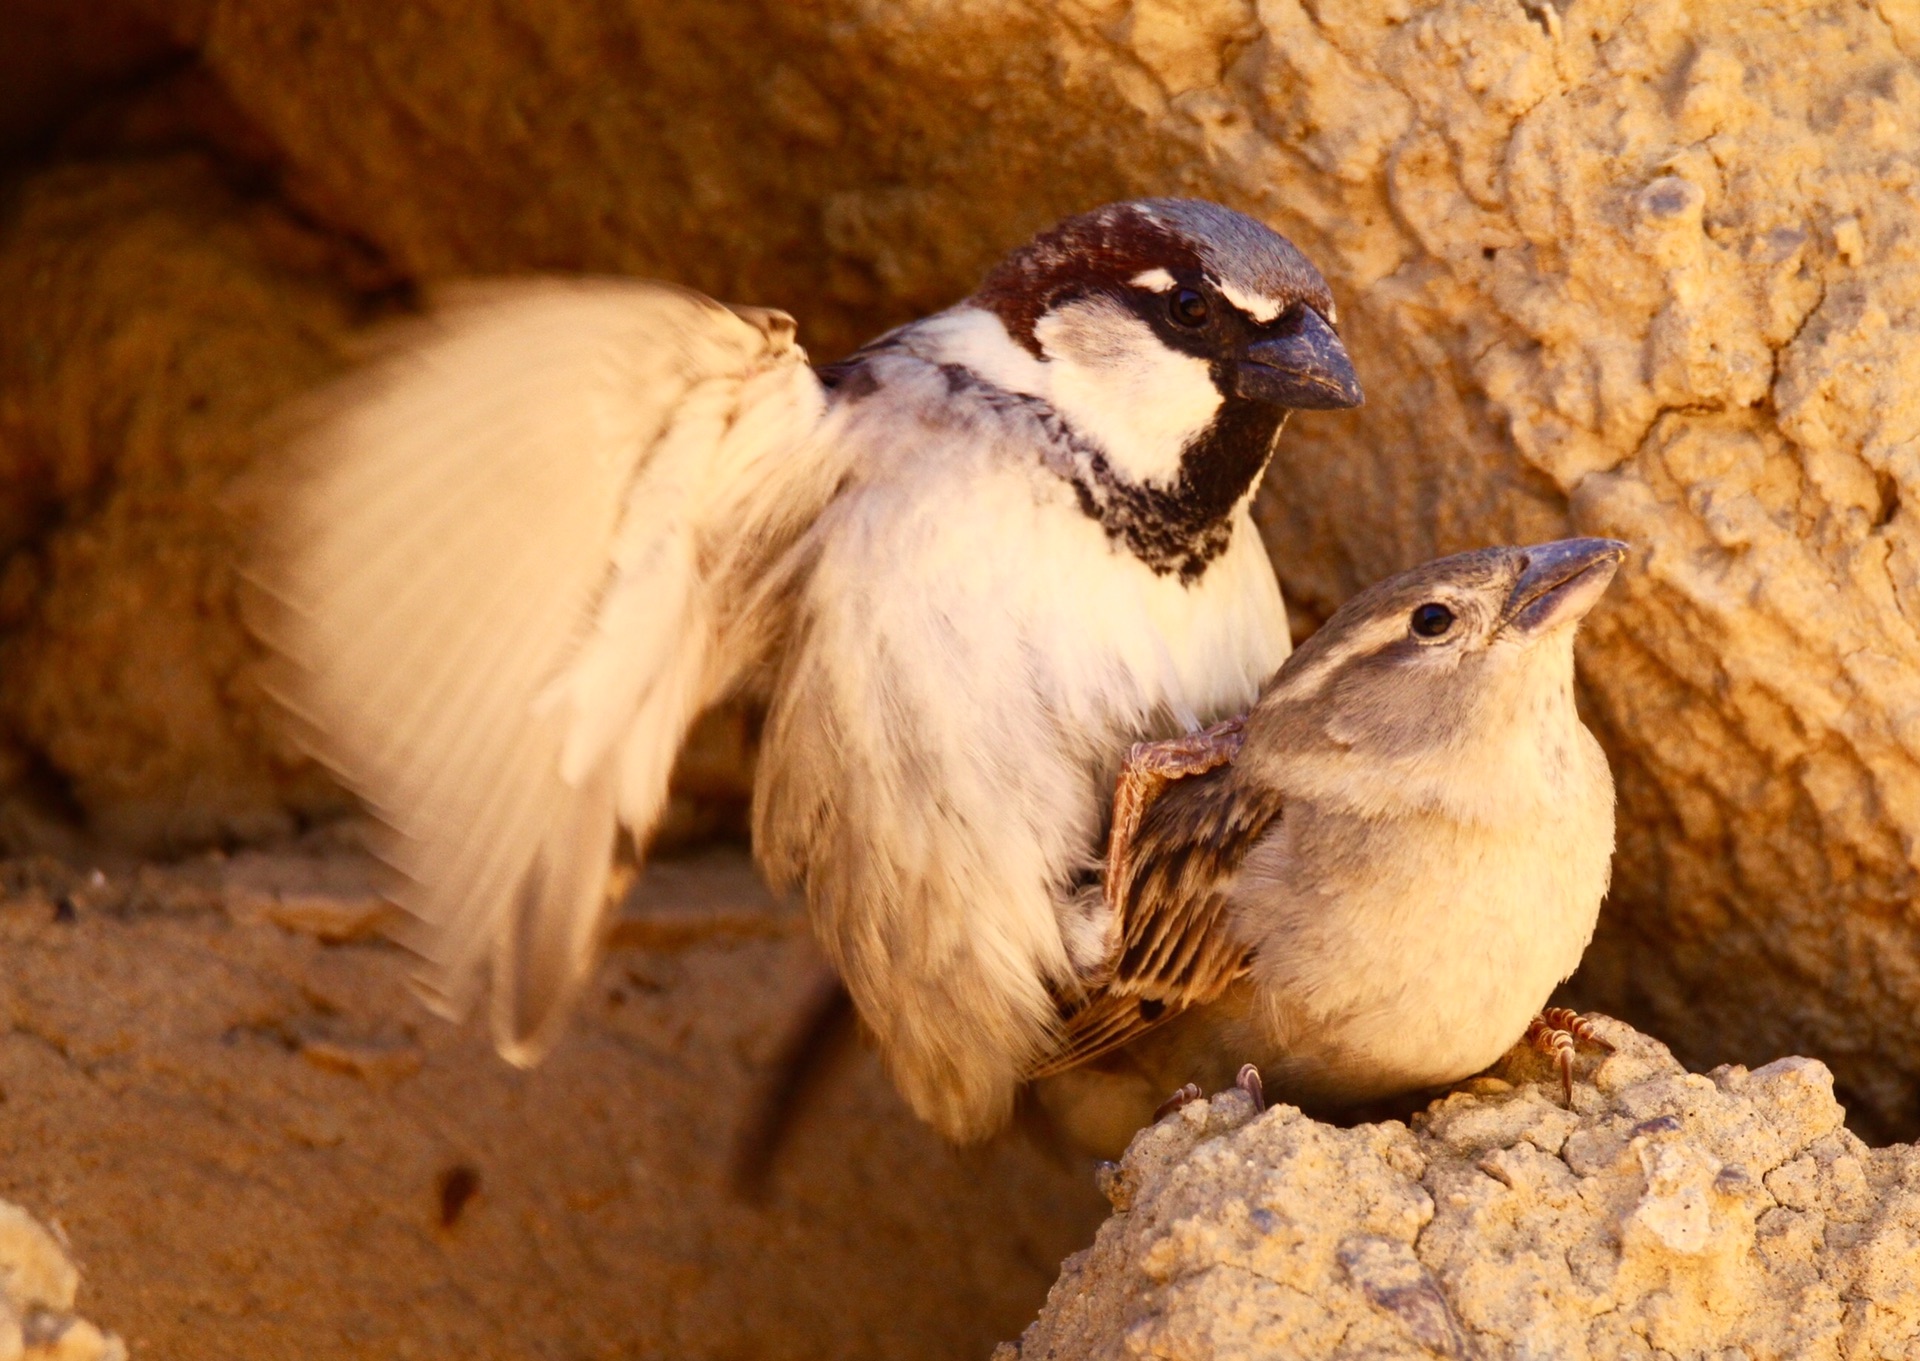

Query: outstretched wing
(255, 280), (844, 1062)
(1031, 765), (1281, 1077)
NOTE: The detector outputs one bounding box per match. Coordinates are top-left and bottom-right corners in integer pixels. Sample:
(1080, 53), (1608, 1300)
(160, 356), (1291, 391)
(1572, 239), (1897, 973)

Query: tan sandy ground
(0, 844), (1103, 1361)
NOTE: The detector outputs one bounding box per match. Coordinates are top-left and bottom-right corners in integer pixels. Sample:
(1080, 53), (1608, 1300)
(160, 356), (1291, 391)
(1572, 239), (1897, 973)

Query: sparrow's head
(1251, 538), (1626, 820)
(961, 200), (1360, 528)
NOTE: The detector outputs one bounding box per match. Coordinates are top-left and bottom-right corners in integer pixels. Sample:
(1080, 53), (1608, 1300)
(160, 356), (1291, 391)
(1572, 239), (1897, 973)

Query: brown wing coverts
(1033, 766), (1281, 1076)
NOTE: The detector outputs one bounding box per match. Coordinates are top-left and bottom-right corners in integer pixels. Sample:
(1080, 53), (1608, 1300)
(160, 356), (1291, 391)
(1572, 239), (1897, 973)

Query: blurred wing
(256, 280), (840, 1062)
(1030, 767), (1281, 1077)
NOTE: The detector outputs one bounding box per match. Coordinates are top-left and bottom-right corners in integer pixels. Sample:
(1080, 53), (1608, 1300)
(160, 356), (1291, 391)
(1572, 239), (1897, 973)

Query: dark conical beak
(1501, 538), (1628, 636)
(1235, 307), (1363, 410)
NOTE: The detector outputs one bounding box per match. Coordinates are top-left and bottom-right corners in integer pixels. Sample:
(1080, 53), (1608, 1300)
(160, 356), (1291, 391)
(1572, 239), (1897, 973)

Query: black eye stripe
(1410, 602), (1455, 638)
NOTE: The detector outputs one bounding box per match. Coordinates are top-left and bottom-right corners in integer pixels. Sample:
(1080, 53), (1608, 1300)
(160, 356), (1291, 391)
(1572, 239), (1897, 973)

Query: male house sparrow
(1031, 539), (1623, 1155)
(261, 199), (1361, 1142)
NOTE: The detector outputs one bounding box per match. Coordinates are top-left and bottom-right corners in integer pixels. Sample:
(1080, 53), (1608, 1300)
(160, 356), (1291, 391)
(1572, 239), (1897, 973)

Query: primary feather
(258, 281), (842, 1061)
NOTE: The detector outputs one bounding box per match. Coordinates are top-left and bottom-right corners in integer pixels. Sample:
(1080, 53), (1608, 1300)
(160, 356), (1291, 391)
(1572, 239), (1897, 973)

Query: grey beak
(1502, 538), (1629, 635)
(1235, 308), (1363, 410)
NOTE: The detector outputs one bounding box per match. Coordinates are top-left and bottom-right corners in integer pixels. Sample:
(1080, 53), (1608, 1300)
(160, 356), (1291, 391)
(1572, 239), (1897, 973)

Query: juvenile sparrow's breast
(1231, 788), (1613, 1105)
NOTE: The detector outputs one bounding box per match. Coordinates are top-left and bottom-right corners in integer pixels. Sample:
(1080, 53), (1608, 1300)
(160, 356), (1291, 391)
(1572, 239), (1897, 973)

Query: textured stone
(1003, 1022), (1920, 1361)
(0, 1196), (126, 1361)
(0, 153), (364, 850)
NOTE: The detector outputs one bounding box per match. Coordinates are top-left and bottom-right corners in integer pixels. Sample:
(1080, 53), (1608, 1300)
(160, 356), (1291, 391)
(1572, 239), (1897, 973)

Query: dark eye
(1410, 602), (1455, 638)
(1169, 288), (1209, 328)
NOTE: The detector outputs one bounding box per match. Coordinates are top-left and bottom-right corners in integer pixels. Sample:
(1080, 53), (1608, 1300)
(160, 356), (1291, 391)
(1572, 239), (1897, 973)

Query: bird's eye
(1410, 602), (1455, 638)
(1169, 288), (1209, 328)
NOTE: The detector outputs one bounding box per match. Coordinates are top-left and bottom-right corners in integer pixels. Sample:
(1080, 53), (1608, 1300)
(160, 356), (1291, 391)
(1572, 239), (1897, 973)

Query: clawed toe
(1153, 1082), (1205, 1120)
(1525, 1008), (1611, 1104)
(1541, 1005), (1614, 1052)
(1236, 1063), (1265, 1112)
(1153, 1065), (1266, 1123)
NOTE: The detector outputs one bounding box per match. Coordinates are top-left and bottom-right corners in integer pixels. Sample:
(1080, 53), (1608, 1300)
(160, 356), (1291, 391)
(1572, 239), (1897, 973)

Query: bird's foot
(1153, 1082), (1205, 1121)
(1151, 1065), (1265, 1124)
(1525, 1007), (1614, 1103)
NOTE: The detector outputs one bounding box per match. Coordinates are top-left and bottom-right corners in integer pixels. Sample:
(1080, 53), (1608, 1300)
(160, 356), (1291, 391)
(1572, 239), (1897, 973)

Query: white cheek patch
(1033, 296), (1222, 489)
(1130, 268), (1176, 292)
(1216, 278), (1284, 325)
(914, 306), (1053, 398)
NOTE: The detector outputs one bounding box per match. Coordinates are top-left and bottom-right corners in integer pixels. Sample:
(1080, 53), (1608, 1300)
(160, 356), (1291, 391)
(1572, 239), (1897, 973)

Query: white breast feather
(754, 363), (1288, 1138)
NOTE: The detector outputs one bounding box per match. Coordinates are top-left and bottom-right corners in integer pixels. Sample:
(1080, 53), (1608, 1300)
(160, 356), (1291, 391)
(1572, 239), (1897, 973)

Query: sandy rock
(0, 1197), (126, 1361)
(1224, 0), (1920, 1148)
(0, 152), (365, 851)
(4, 0), (1918, 1126)
(0, 0), (178, 164)
(0, 131), (758, 856)
(1002, 1021), (1920, 1360)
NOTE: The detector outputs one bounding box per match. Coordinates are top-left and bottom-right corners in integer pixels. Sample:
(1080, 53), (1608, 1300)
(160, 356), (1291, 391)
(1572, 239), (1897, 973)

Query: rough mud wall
(4, 0), (1920, 1133)
(1225, 0), (1920, 1136)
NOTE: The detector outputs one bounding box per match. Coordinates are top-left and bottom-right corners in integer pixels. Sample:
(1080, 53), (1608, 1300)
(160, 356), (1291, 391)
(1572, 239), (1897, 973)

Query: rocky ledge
(1000, 1020), (1920, 1360)
(0, 1197), (123, 1361)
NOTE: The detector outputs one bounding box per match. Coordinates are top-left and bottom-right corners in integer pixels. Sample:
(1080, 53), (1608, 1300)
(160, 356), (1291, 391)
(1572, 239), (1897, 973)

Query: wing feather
(256, 279), (840, 1058)
(1031, 766), (1282, 1077)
